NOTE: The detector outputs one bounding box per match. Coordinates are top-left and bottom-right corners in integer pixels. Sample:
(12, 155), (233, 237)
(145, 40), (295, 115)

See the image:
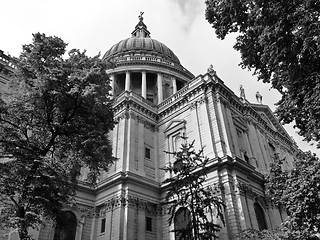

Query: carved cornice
(63, 203), (96, 218)
(188, 96), (207, 110)
(198, 96), (207, 105)
(189, 101), (197, 110)
(107, 55), (194, 80)
(236, 182), (255, 197)
(78, 205), (95, 217)
(158, 96), (189, 118)
(243, 107), (294, 149)
(236, 182), (271, 208)
(244, 115), (295, 154)
(113, 92), (157, 120)
(96, 194), (162, 216)
(208, 182), (225, 195)
(158, 76), (209, 117)
(117, 111), (130, 121)
(132, 112), (157, 132)
(212, 92), (229, 106)
(115, 111), (158, 132)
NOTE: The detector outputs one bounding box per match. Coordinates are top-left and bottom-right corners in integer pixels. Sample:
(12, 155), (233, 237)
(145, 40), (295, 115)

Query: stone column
(75, 216), (86, 240)
(172, 76), (177, 94)
(157, 73), (163, 103)
(110, 74), (115, 99)
(125, 71), (130, 92)
(141, 71), (147, 98)
(214, 97), (232, 156)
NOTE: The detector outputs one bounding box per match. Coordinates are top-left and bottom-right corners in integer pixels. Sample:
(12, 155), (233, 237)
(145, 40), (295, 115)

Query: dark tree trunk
(16, 205), (29, 240)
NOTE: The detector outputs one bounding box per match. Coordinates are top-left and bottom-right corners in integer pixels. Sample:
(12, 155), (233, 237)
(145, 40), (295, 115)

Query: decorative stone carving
(129, 111), (137, 119)
(155, 204), (163, 215)
(137, 116), (144, 124)
(117, 111), (156, 131)
(207, 182), (225, 194)
(236, 182), (270, 208)
(78, 205), (95, 217)
(236, 182), (254, 198)
(91, 207), (99, 218)
(117, 111), (130, 121)
(189, 101), (197, 109)
(144, 122), (152, 131)
(207, 64), (217, 77)
(239, 85), (246, 99)
(99, 194), (163, 216)
(197, 96), (207, 105)
(188, 96), (208, 110)
(256, 91), (262, 103)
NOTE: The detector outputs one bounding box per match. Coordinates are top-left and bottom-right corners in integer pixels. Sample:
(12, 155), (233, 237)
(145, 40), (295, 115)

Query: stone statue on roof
(207, 64), (217, 77)
(256, 91), (262, 103)
(239, 85), (246, 99)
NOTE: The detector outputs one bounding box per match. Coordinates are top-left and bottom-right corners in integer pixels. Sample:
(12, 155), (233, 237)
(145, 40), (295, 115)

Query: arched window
(54, 211), (77, 240)
(254, 203), (267, 230)
(174, 207), (191, 240)
(174, 135), (183, 152)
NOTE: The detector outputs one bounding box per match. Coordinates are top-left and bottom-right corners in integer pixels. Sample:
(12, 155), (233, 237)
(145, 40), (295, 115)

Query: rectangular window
(146, 217), (152, 231)
(101, 218), (106, 233)
(145, 147), (151, 159)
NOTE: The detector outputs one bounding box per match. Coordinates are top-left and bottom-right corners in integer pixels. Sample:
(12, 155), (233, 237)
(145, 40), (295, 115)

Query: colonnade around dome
(109, 70), (186, 104)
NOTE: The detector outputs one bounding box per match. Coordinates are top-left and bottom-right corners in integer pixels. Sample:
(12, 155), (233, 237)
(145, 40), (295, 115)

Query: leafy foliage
(0, 33), (115, 239)
(238, 228), (286, 240)
(162, 140), (225, 240)
(205, 0), (320, 146)
(265, 152), (320, 239)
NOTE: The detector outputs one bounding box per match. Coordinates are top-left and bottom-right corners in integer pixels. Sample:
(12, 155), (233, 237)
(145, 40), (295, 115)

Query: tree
(238, 228), (286, 240)
(162, 140), (225, 240)
(0, 33), (116, 239)
(205, 0), (320, 146)
(265, 151), (320, 239)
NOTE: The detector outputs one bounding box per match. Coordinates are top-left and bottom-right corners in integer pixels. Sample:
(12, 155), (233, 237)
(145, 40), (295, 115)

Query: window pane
(101, 218), (106, 233)
(254, 203), (267, 230)
(146, 217), (152, 231)
(145, 147), (151, 159)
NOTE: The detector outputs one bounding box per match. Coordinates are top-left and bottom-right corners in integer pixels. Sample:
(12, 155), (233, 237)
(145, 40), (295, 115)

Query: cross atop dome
(131, 11), (151, 38)
(138, 11), (144, 22)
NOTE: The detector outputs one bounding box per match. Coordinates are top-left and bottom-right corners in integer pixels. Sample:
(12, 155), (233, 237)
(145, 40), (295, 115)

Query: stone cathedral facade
(1, 16), (298, 240)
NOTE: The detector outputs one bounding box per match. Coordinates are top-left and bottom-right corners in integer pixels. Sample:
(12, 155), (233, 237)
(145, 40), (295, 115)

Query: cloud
(170, 0), (203, 32)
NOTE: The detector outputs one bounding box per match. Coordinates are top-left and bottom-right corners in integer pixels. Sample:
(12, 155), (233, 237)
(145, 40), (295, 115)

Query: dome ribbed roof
(103, 37), (180, 64)
(103, 12), (181, 65)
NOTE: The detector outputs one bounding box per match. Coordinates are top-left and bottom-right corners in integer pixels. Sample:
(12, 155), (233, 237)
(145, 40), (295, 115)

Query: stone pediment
(250, 104), (291, 141)
(164, 119), (186, 137)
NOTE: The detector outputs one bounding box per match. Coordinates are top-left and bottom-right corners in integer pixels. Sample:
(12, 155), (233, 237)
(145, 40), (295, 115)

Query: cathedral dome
(103, 12), (194, 101)
(102, 11), (193, 80)
(103, 37), (180, 64)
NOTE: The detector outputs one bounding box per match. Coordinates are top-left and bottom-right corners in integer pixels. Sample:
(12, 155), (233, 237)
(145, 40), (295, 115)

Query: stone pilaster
(125, 71), (131, 92)
(171, 76), (177, 94)
(157, 73), (163, 103)
(109, 74), (115, 99)
(141, 71), (146, 98)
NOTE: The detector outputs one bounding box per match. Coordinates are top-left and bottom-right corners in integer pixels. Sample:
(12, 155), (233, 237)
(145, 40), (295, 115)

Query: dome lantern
(131, 12), (151, 38)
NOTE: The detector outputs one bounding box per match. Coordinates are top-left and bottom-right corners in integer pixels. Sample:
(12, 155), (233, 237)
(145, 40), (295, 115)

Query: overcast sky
(1, 0), (319, 155)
